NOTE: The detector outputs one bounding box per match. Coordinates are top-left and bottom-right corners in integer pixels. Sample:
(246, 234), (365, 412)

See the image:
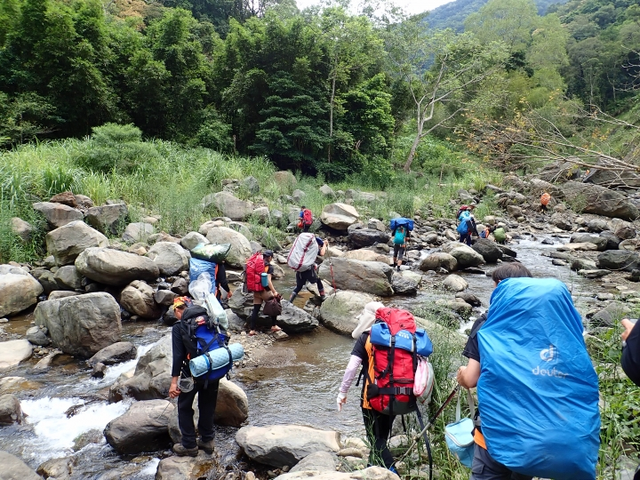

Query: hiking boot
(197, 438), (215, 454)
(173, 444), (198, 457)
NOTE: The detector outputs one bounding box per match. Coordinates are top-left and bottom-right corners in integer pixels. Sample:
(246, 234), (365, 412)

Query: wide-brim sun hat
(352, 301), (385, 339)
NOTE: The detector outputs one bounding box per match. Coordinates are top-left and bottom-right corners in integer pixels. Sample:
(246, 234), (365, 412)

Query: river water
(0, 233), (600, 479)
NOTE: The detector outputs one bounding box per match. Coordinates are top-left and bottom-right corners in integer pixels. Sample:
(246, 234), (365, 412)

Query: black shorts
(393, 244), (405, 261)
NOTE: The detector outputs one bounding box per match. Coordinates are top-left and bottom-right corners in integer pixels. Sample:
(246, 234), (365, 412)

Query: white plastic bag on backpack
(189, 273), (229, 330)
(414, 357), (435, 405)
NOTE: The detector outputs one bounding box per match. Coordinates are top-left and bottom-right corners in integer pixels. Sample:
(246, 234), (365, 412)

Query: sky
(295, 0), (455, 16)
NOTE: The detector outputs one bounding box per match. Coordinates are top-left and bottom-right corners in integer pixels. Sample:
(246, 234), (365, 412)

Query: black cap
(263, 249), (274, 258)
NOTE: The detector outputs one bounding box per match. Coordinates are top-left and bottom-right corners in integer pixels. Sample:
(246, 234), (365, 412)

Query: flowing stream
(0, 233), (599, 479)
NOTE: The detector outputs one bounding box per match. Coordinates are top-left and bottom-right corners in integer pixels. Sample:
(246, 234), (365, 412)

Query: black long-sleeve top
(215, 262), (230, 294)
(171, 322), (187, 378)
(622, 321), (640, 386)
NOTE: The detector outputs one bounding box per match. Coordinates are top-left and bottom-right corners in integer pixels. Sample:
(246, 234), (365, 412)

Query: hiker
(391, 224), (409, 271)
(336, 302), (397, 473)
(289, 236), (328, 303)
(247, 249), (280, 336)
(215, 259), (231, 306)
(621, 318), (640, 480)
(480, 225), (496, 239)
(457, 264), (600, 480)
(540, 192), (551, 213)
(169, 296), (219, 457)
(298, 206), (313, 232)
(492, 226), (507, 244)
(457, 204), (479, 246)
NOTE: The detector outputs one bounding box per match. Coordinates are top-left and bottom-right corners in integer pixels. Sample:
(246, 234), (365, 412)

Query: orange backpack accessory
(245, 252), (265, 292)
(540, 192), (551, 206)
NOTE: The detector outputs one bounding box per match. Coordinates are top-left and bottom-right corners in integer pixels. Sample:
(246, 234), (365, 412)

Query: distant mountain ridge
(424, 0), (571, 32)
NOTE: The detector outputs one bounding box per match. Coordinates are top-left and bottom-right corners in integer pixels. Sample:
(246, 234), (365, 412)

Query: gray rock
(455, 292), (482, 307)
(570, 258), (597, 272)
(562, 181), (639, 220)
(0, 451), (41, 480)
(289, 451), (340, 473)
(471, 239), (503, 263)
(292, 189), (306, 203)
(252, 206), (271, 224)
(317, 258), (393, 296)
(347, 225), (390, 248)
(10, 217), (33, 243)
(120, 280), (161, 318)
(506, 205), (523, 218)
(30, 268), (58, 295)
(599, 231), (621, 250)
(242, 175), (260, 195)
(104, 399), (174, 454)
(180, 232), (208, 251)
(208, 192), (254, 221)
(586, 218), (609, 233)
(590, 303), (631, 327)
(391, 270), (421, 295)
(235, 425), (340, 468)
(205, 227), (252, 269)
(122, 222), (155, 243)
(0, 394), (23, 425)
(155, 456), (212, 480)
(272, 171), (297, 187)
(343, 249), (389, 263)
(75, 247), (159, 286)
(154, 289), (178, 307)
(319, 203), (360, 231)
(442, 274), (468, 292)
(596, 251), (640, 272)
(26, 325), (50, 346)
(578, 269), (612, 279)
(441, 243), (485, 269)
(319, 184), (336, 199)
(275, 466), (398, 480)
(0, 265), (43, 317)
(53, 265), (84, 290)
(318, 291), (375, 336)
(569, 233), (608, 251)
(33, 201), (84, 229)
(85, 203), (128, 235)
(88, 342), (137, 367)
(36, 455), (74, 480)
(34, 292), (122, 358)
(147, 242), (190, 276)
(550, 212), (573, 231)
(612, 220), (636, 240)
(419, 252), (457, 272)
(277, 301), (319, 333)
(45, 220), (109, 266)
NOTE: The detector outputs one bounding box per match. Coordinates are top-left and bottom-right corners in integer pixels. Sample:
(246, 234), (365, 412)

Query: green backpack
(393, 226), (406, 245)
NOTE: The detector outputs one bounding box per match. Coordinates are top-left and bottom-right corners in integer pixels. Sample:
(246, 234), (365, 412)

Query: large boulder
(120, 280), (161, 319)
(343, 249), (389, 263)
(277, 301), (319, 333)
(206, 192), (254, 221)
(10, 217), (33, 243)
(155, 456), (216, 480)
(562, 181), (639, 220)
(45, 220), (109, 266)
(0, 451), (41, 480)
(205, 227), (252, 269)
(320, 203), (360, 231)
(75, 247), (159, 286)
(442, 274), (468, 292)
(180, 232), (208, 251)
(347, 225), (390, 248)
(146, 242), (190, 276)
(122, 222), (154, 243)
(33, 201), (84, 229)
(0, 340), (32, 371)
(104, 399), (174, 454)
(53, 265), (83, 290)
(471, 239), (503, 263)
(419, 252), (457, 272)
(391, 270), (421, 296)
(318, 290), (375, 335)
(88, 342), (137, 367)
(0, 265), (43, 317)
(0, 394), (23, 425)
(441, 243), (485, 268)
(34, 292), (122, 358)
(235, 425), (341, 468)
(85, 203), (128, 235)
(318, 258), (393, 296)
(596, 251), (640, 272)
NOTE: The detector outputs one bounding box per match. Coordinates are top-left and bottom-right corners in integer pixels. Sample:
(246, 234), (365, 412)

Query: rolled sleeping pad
(189, 342), (244, 377)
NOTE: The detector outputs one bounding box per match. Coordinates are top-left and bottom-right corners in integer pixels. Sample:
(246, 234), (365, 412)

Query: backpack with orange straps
(245, 252), (265, 292)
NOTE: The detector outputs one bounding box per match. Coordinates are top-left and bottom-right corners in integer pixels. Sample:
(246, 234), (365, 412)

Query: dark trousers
(470, 444), (532, 480)
(178, 379), (219, 448)
(292, 268), (323, 296)
(362, 407), (395, 469)
(460, 232), (472, 246)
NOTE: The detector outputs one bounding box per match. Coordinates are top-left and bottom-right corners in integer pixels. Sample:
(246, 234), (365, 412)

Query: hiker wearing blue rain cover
(389, 217), (414, 271)
(457, 265), (600, 480)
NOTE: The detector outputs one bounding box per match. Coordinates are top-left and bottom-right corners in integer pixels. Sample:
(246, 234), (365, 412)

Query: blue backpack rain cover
(456, 211), (471, 234)
(390, 217), (414, 232)
(477, 278), (600, 480)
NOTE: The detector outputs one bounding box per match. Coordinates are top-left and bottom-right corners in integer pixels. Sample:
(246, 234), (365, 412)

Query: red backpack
(302, 208), (313, 226)
(245, 252), (265, 292)
(364, 308), (420, 415)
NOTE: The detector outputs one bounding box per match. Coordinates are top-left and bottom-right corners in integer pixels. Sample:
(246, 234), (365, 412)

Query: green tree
(464, 0), (538, 51)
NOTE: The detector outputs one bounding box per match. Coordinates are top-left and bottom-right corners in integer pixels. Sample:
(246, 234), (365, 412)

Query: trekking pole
(394, 385), (460, 466)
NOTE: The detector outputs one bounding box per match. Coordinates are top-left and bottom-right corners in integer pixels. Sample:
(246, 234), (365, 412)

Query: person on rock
(169, 296), (219, 457)
(248, 250), (280, 336)
(289, 237), (328, 304)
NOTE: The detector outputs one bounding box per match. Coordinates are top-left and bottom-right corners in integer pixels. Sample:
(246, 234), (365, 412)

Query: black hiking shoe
(173, 444), (198, 457)
(197, 438), (215, 454)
